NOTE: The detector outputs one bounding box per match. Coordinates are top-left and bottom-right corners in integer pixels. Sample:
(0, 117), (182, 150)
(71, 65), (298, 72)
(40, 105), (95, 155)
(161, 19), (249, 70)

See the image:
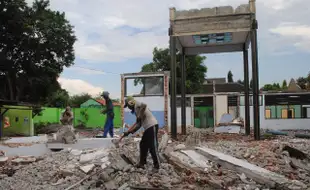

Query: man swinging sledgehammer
(122, 96), (160, 170)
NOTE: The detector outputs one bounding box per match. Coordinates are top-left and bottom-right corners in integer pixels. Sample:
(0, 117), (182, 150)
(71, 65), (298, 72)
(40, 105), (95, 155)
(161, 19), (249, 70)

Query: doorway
(193, 96), (214, 128)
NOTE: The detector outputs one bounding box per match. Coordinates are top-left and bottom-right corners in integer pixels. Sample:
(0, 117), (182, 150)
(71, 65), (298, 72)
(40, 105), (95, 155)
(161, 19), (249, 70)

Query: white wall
(167, 99), (192, 126)
(239, 106), (310, 130)
(133, 96), (164, 111)
(215, 95), (228, 124)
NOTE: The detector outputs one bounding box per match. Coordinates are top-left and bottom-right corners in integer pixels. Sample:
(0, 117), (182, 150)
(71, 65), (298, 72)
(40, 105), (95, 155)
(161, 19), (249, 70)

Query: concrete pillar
(251, 19), (260, 140)
(243, 48), (250, 135)
(120, 75), (125, 126)
(170, 36), (177, 139)
(180, 51), (186, 135)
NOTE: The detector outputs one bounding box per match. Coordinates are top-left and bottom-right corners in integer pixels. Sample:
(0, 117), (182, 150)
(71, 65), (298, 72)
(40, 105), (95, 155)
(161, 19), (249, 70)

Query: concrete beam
(184, 43), (243, 54)
(172, 14), (251, 37)
(174, 5), (250, 20)
(195, 147), (306, 189)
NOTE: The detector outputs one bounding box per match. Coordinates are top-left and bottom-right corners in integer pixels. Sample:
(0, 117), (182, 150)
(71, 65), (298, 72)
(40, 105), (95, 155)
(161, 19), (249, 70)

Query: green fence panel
(2, 105), (33, 136)
(33, 107), (60, 124)
(73, 107), (122, 128)
(33, 106), (122, 129)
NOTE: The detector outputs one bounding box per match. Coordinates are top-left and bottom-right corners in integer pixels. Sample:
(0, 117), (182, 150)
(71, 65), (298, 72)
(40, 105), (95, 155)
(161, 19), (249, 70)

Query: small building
(80, 99), (120, 108)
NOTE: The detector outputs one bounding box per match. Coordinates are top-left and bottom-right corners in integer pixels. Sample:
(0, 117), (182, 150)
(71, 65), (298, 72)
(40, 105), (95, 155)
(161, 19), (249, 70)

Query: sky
(27, 0), (310, 99)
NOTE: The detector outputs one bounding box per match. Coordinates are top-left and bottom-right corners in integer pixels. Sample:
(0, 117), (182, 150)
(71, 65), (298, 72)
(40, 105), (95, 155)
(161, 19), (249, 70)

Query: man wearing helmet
(101, 91), (115, 138)
(123, 96), (160, 170)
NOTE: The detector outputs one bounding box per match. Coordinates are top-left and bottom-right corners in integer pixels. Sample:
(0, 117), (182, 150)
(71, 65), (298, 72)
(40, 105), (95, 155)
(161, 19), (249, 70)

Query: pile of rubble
(1, 130), (309, 190)
(202, 136), (310, 189)
(0, 138), (205, 190)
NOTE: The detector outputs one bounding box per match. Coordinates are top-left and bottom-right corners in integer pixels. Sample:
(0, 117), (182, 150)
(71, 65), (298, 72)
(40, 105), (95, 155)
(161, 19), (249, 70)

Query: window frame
(124, 76), (164, 97)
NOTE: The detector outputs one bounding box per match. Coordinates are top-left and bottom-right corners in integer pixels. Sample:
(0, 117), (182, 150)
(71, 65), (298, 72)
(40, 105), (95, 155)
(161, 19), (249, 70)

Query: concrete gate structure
(169, 0), (260, 140)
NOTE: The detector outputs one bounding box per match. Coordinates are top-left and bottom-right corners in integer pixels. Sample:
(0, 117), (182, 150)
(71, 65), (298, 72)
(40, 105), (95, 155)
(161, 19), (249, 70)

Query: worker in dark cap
(101, 91), (114, 138)
(122, 96), (160, 170)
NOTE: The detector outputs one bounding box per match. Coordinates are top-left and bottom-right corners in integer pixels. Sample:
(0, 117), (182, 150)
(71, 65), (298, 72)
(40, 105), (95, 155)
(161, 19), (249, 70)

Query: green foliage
(69, 93), (92, 107)
(0, 0), (76, 102)
(282, 80), (288, 90)
(227, 70), (234, 83)
(46, 89), (70, 107)
(134, 47), (207, 94)
(297, 77), (307, 90)
(78, 109), (89, 126)
(261, 83), (281, 91)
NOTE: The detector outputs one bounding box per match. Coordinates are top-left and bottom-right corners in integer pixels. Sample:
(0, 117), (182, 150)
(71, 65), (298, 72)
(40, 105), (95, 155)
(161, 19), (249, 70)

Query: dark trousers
(139, 124), (159, 168)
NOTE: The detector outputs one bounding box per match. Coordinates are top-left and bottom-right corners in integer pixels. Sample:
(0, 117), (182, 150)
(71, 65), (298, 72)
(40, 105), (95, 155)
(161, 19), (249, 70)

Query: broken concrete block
(195, 146), (307, 189)
(80, 164), (95, 174)
(101, 156), (109, 163)
(101, 161), (111, 169)
(118, 183), (129, 190)
(79, 149), (109, 163)
(12, 156), (36, 164)
(215, 6), (234, 16)
(60, 169), (74, 177)
(235, 4), (250, 14)
(105, 180), (117, 190)
(70, 149), (82, 156)
(0, 157), (8, 163)
(174, 144), (186, 151)
(159, 133), (169, 152)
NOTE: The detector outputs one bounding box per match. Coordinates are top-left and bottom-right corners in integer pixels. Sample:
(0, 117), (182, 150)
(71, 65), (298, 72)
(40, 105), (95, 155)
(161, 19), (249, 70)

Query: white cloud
(270, 23), (310, 52)
(25, 0), (308, 62)
(57, 77), (103, 96)
(66, 67), (106, 75)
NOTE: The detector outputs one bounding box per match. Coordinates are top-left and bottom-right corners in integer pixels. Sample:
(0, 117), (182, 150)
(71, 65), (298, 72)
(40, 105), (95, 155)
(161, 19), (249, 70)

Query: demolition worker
(123, 96), (160, 170)
(60, 106), (74, 131)
(101, 91), (114, 138)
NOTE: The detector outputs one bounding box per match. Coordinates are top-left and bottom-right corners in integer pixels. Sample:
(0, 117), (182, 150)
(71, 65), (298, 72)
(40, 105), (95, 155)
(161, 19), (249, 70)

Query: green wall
(1, 106), (33, 136)
(33, 106), (122, 128)
(33, 107), (61, 124)
(265, 105), (301, 118)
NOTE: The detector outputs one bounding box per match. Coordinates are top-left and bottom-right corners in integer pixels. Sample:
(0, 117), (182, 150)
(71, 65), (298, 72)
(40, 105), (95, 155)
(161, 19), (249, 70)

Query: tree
(46, 89), (70, 107)
(69, 93), (92, 107)
(282, 80), (288, 89)
(227, 70), (234, 82)
(135, 47), (207, 94)
(236, 79), (253, 89)
(0, 0), (76, 102)
(297, 77), (307, 90)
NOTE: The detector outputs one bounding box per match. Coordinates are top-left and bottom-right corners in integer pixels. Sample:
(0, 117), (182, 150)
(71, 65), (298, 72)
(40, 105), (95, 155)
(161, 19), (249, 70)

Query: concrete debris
(174, 144), (186, 151)
(196, 146), (306, 189)
(79, 149), (109, 164)
(1, 129), (310, 190)
(53, 125), (77, 144)
(70, 149), (82, 156)
(11, 156), (36, 164)
(80, 164), (95, 174)
(0, 157), (8, 163)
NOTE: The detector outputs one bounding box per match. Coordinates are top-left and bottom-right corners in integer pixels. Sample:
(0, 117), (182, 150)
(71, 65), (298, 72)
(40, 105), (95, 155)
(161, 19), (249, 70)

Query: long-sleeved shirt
(134, 101), (158, 130)
(102, 98), (114, 118)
